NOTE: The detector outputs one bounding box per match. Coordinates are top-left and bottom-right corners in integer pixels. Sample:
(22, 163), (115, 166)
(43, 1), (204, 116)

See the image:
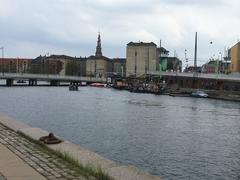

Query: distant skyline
(0, 0), (240, 66)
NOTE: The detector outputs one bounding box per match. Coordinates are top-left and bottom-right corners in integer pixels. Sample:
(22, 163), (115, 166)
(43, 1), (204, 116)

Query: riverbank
(112, 76), (240, 102)
(0, 113), (161, 180)
(113, 85), (240, 102)
(164, 88), (240, 102)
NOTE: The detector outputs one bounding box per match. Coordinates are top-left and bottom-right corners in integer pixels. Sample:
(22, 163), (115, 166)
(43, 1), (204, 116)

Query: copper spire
(95, 32), (102, 57)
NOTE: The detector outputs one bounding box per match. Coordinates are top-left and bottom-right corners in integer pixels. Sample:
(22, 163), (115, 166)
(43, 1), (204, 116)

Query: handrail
(0, 73), (107, 82)
(147, 71), (240, 81)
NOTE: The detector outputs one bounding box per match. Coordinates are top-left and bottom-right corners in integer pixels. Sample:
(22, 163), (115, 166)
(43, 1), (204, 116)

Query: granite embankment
(0, 113), (161, 180)
(166, 88), (240, 101)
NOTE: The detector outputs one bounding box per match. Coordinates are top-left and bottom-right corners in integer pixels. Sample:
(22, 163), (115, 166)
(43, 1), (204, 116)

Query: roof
(230, 41), (240, 49)
(87, 55), (111, 61)
(167, 57), (181, 62)
(33, 55), (87, 64)
(127, 42), (157, 47)
(48, 55), (88, 61)
(157, 47), (169, 54)
(112, 58), (126, 63)
(48, 55), (76, 60)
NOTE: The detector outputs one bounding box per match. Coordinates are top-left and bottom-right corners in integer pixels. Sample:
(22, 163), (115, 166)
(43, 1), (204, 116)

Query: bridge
(148, 71), (240, 82)
(0, 73), (107, 86)
(147, 71), (240, 90)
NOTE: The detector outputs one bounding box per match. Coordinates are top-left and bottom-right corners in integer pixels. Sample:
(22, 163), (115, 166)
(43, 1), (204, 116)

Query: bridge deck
(0, 73), (107, 83)
(148, 71), (240, 82)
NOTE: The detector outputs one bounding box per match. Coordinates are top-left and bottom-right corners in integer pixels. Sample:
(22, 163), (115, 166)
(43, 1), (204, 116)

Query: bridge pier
(29, 79), (37, 86)
(6, 79), (13, 86)
(50, 80), (60, 86)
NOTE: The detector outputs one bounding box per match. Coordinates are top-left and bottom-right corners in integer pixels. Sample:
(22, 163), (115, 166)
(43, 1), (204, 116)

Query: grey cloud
(0, 0), (239, 64)
(161, 0), (225, 6)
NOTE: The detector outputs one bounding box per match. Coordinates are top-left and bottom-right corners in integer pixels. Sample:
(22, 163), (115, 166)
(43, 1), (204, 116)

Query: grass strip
(18, 131), (113, 180)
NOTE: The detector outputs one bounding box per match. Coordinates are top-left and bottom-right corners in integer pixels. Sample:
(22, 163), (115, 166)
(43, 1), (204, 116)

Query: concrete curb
(0, 113), (161, 180)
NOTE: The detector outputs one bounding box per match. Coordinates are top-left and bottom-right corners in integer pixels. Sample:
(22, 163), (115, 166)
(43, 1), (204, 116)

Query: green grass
(18, 132), (113, 180)
(53, 149), (112, 180)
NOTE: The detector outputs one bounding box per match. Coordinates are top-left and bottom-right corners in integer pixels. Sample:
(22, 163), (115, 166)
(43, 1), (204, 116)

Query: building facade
(30, 55), (87, 76)
(126, 42), (158, 77)
(165, 57), (182, 72)
(0, 58), (32, 73)
(202, 60), (231, 74)
(111, 58), (126, 77)
(86, 55), (111, 77)
(158, 47), (169, 71)
(230, 42), (240, 72)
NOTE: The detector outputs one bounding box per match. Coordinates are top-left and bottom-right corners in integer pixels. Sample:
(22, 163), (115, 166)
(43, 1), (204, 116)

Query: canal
(0, 86), (239, 179)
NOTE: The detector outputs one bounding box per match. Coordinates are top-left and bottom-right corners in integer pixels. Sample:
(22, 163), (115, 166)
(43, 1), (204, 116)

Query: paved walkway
(0, 123), (90, 180)
(0, 143), (45, 180)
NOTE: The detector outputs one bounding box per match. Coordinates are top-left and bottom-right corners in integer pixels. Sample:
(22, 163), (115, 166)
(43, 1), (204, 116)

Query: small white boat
(80, 82), (87, 86)
(191, 90), (208, 98)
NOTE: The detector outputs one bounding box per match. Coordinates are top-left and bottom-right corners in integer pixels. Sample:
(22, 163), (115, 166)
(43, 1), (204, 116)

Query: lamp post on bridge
(185, 49), (188, 71)
(0, 47), (4, 75)
(218, 52), (222, 74)
(193, 32), (198, 77)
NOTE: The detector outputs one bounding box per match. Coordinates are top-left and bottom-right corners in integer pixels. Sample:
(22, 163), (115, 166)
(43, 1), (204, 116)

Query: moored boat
(17, 79), (26, 84)
(191, 90), (208, 98)
(90, 83), (106, 88)
(69, 84), (79, 91)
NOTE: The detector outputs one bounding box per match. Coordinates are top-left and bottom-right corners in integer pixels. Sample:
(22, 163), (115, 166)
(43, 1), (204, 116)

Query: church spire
(95, 32), (102, 57)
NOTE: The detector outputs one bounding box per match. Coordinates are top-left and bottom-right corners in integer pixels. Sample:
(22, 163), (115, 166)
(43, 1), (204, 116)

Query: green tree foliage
(65, 60), (81, 76)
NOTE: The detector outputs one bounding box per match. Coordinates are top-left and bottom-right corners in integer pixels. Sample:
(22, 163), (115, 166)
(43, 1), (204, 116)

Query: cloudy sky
(0, 0), (240, 66)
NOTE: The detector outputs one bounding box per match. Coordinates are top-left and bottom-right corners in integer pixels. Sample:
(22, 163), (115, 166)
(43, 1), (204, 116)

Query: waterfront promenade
(0, 113), (161, 180)
(0, 116), (87, 179)
(0, 143), (46, 180)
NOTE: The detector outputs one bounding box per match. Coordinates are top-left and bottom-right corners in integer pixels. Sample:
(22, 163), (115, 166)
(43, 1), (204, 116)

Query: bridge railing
(147, 71), (240, 81)
(0, 73), (107, 82)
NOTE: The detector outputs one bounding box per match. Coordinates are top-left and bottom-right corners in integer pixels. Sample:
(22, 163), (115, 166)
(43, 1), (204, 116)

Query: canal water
(0, 86), (239, 180)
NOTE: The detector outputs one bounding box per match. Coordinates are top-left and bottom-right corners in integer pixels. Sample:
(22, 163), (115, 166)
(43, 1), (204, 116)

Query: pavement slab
(0, 123), (89, 180)
(0, 144), (46, 180)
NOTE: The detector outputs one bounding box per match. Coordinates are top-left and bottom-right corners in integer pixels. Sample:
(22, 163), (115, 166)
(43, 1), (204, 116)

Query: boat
(80, 82), (87, 86)
(90, 83), (106, 88)
(191, 90), (208, 98)
(69, 84), (79, 91)
(169, 93), (190, 97)
(17, 80), (26, 84)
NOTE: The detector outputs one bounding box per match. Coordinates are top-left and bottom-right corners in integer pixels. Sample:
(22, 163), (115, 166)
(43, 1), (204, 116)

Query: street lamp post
(0, 47), (4, 75)
(185, 49), (188, 71)
(193, 32), (198, 76)
(218, 52), (222, 74)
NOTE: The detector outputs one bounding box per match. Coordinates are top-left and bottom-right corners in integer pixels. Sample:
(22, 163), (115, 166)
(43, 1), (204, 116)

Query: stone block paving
(0, 123), (93, 180)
